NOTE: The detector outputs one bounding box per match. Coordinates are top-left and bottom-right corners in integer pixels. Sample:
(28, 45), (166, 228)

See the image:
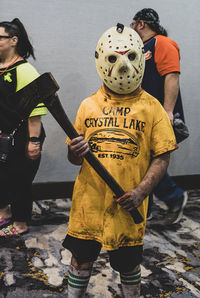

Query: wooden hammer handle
(45, 94), (143, 224)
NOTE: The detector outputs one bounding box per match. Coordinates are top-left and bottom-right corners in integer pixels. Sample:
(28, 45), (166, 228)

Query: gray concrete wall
(1, 0), (199, 182)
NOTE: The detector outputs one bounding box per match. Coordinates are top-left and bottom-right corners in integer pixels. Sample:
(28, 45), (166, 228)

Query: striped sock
(67, 265), (91, 297)
(120, 267), (141, 297)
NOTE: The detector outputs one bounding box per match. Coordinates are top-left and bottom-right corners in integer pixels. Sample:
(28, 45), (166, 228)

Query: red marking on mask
(108, 66), (113, 77)
(114, 50), (130, 55)
(133, 65), (139, 74)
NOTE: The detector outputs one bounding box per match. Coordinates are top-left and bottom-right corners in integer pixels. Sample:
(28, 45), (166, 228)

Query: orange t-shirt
(154, 35), (180, 76)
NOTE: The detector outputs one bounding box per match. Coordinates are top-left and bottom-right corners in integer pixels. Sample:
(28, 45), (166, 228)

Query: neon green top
(16, 62), (47, 117)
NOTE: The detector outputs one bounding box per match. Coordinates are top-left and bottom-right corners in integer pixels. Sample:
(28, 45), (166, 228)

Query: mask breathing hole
(95, 51), (99, 59)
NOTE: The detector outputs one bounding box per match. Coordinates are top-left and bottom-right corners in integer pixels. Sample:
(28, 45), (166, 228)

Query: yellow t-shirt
(67, 86), (177, 250)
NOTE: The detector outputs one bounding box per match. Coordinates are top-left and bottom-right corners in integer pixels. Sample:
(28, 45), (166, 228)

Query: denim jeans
(148, 172), (184, 215)
(154, 172), (184, 202)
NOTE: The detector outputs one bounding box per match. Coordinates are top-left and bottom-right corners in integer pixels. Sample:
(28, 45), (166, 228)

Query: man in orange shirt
(130, 8), (188, 225)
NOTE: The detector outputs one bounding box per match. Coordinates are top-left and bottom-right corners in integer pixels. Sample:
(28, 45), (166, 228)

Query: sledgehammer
(12, 72), (143, 224)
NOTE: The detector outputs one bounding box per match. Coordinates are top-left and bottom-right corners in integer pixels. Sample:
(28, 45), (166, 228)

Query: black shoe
(164, 191), (188, 225)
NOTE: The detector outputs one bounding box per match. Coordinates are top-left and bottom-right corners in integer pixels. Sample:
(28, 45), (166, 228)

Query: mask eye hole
(108, 55), (117, 63)
(128, 53), (136, 61)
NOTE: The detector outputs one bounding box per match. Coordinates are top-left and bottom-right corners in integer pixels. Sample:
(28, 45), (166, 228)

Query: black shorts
(62, 235), (143, 272)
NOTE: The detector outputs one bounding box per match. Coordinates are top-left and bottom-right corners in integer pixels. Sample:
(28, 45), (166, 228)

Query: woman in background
(0, 18), (46, 236)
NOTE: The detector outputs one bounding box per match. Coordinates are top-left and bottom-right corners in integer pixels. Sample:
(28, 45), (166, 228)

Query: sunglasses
(0, 35), (12, 39)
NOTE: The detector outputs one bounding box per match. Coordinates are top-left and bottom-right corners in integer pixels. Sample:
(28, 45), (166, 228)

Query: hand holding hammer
(11, 72), (143, 224)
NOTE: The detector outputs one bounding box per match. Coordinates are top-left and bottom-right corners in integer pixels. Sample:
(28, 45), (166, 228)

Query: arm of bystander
(27, 115), (42, 160)
(163, 72), (179, 124)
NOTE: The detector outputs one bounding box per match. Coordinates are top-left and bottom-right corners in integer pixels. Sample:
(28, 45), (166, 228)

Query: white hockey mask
(95, 24), (145, 94)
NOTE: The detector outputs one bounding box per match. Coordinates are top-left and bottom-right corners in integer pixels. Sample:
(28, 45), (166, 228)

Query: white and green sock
(120, 267), (141, 298)
(67, 265), (92, 298)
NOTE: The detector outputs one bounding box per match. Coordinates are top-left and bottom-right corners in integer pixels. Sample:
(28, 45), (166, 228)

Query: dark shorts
(62, 235), (143, 272)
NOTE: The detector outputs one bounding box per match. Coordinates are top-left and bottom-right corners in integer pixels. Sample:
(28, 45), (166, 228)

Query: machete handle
(44, 93), (143, 224)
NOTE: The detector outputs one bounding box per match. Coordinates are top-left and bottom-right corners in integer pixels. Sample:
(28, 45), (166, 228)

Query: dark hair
(147, 23), (168, 37)
(0, 18), (35, 59)
(133, 8), (168, 37)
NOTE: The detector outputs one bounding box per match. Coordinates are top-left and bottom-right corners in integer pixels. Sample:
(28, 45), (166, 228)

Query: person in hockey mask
(95, 23), (145, 94)
(62, 24), (177, 298)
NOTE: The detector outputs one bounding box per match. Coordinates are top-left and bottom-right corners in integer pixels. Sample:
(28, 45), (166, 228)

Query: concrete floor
(0, 190), (199, 297)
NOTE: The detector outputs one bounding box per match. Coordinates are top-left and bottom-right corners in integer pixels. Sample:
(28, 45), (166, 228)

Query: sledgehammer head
(11, 72), (59, 119)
